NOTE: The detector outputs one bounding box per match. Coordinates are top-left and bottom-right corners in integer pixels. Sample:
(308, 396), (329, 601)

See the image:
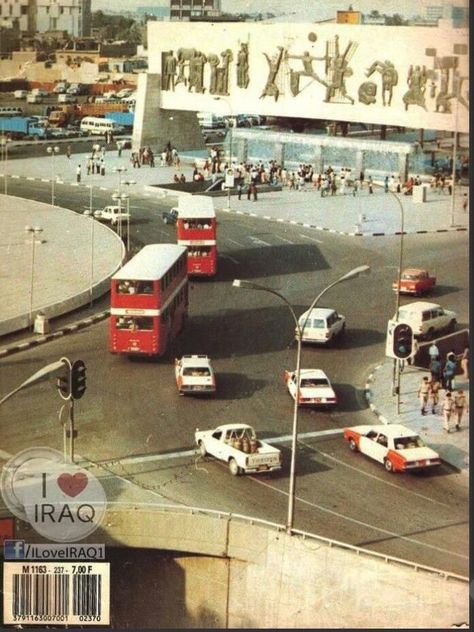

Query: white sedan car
(175, 355), (216, 395)
(344, 424), (441, 473)
(284, 369), (337, 407)
(295, 307), (346, 345)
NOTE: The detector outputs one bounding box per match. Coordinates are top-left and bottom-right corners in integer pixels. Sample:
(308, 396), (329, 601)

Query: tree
(386, 13), (407, 26)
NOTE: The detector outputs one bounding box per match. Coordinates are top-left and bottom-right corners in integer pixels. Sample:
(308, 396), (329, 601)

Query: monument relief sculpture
(216, 49), (233, 95)
(208, 53), (220, 94)
(260, 46), (285, 101)
(162, 50), (177, 91)
(402, 65), (428, 111)
(188, 50), (207, 93)
(286, 48), (328, 97)
(236, 43), (250, 88)
(175, 49), (189, 87)
(365, 60), (398, 106)
(358, 81), (377, 105)
(323, 35), (358, 104)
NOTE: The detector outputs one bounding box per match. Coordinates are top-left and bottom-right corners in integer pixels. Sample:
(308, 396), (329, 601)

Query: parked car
(58, 94), (77, 104)
(31, 88), (49, 97)
(116, 88), (134, 99)
(175, 355), (216, 395)
(284, 369), (337, 407)
(295, 307), (346, 345)
(53, 83), (69, 94)
(393, 268), (436, 296)
(343, 424), (441, 473)
(14, 90), (28, 99)
(27, 93), (43, 104)
(94, 205), (130, 225)
(195, 424), (282, 475)
(395, 301), (457, 339)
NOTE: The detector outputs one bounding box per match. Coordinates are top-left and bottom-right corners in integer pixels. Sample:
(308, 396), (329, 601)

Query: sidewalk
(366, 361), (469, 475)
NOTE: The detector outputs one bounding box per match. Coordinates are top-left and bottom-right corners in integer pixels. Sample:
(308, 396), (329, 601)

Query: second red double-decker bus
(110, 244), (188, 357)
(175, 196), (217, 277)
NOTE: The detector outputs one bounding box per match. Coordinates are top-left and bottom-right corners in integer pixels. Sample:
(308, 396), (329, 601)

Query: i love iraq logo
(1, 447), (106, 542)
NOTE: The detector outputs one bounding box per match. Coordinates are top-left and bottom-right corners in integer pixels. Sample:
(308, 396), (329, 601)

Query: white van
(0, 106), (23, 116)
(80, 116), (124, 136)
(395, 301), (457, 339)
(58, 93), (77, 104)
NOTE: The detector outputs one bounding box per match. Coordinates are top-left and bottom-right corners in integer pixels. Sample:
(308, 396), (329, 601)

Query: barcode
(4, 562), (109, 625)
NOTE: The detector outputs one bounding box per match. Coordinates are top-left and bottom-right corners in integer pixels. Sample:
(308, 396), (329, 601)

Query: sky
(91, 0), (433, 18)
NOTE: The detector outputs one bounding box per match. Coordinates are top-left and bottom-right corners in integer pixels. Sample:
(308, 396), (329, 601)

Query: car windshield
(395, 436), (425, 449)
(183, 367), (211, 377)
(299, 317), (326, 328)
(301, 378), (329, 387)
(397, 309), (412, 320)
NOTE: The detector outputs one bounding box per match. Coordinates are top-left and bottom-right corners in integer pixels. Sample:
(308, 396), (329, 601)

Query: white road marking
(273, 235), (294, 244)
(226, 238), (245, 247)
(249, 236), (271, 246)
(250, 477), (468, 560)
(299, 233), (324, 244)
(220, 254), (240, 265)
(299, 439), (450, 508)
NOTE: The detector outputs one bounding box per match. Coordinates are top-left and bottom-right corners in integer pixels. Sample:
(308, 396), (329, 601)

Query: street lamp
(46, 145), (60, 207)
(214, 96), (235, 210)
(123, 180), (136, 252)
(233, 264), (370, 534)
(83, 210), (95, 307)
(25, 225), (44, 330)
(113, 166), (127, 195)
(1, 136), (11, 195)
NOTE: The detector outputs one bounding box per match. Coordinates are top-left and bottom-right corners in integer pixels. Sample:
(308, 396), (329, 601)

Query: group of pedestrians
(131, 146), (155, 168)
(417, 343), (469, 433)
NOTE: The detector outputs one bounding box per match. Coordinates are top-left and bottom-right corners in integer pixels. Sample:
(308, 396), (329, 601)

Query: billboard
(148, 22), (469, 133)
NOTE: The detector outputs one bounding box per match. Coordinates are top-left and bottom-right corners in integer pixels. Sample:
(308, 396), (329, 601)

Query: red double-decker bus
(175, 196), (217, 277)
(110, 244), (188, 357)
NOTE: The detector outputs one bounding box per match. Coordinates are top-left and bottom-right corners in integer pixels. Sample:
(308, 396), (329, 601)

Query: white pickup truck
(195, 424), (282, 476)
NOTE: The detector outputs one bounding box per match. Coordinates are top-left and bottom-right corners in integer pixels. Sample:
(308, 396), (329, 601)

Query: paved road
(0, 177), (468, 575)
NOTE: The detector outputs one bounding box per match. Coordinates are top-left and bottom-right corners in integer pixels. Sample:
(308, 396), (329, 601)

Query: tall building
(0, 0), (35, 33)
(36, 0), (91, 36)
(170, 0), (221, 21)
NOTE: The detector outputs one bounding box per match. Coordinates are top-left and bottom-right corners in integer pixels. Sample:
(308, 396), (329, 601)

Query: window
(212, 431), (222, 440)
(376, 434), (388, 447)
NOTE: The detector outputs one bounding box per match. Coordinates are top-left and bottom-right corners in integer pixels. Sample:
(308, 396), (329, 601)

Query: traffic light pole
(67, 398), (75, 465)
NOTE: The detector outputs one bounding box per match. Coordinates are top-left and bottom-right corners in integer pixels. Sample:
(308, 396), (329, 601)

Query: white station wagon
(295, 307), (346, 345)
(396, 301), (457, 340)
(175, 355), (216, 395)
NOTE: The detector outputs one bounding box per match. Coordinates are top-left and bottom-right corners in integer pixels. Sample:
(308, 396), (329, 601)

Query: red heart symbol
(57, 473), (88, 497)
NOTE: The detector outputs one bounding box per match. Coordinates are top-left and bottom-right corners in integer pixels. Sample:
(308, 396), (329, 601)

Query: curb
(6, 175), (469, 238)
(0, 311), (110, 358)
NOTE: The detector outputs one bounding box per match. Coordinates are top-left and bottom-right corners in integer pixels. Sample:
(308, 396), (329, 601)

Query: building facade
(0, 0), (34, 33)
(170, 0), (221, 21)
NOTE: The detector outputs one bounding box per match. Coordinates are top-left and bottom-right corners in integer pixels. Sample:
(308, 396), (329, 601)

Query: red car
(392, 268), (436, 296)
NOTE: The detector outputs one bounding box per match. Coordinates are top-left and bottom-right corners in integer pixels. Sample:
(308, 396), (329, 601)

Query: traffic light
(56, 372), (71, 400)
(392, 323), (414, 360)
(71, 360), (87, 400)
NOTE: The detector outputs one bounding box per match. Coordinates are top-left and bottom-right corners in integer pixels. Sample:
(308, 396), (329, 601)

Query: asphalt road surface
(0, 178), (469, 576)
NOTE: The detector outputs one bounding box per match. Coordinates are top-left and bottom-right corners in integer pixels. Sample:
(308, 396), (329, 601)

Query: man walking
(453, 389), (467, 431)
(443, 353), (457, 391)
(441, 392), (454, 432)
(429, 356), (442, 382)
(76, 164), (81, 183)
(417, 376), (430, 416)
(429, 378), (442, 415)
(368, 175), (374, 194)
(428, 341), (439, 361)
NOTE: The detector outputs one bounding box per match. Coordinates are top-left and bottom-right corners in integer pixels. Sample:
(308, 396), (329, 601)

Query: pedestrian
(461, 345), (469, 380)
(428, 341), (439, 361)
(86, 157), (92, 176)
(429, 356), (442, 382)
(429, 378), (442, 415)
(453, 389), (467, 431)
(66, 144), (71, 159)
(237, 181), (243, 200)
(441, 392), (454, 432)
(359, 170), (365, 187)
(443, 353), (457, 391)
(352, 179), (359, 197)
(252, 182), (258, 201)
(417, 376), (430, 416)
(149, 150), (155, 167)
(384, 175), (389, 193)
(247, 182), (252, 200)
(76, 164), (81, 183)
(117, 141), (123, 158)
(330, 178), (337, 196)
(95, 159), (100, 175)
(368, 176), (374, 194)
(100, 159), (105, 176)
(462, 193), (468, 213)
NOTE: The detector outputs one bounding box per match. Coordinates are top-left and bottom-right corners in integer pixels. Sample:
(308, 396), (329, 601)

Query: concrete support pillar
(274, 142), (284, 166)
(355, 150), (364, 177)
(313, 145), (323, 172)
(132, 73), (206, 153)
(398, 153), (409, 182)
(235, 138), (248, 164)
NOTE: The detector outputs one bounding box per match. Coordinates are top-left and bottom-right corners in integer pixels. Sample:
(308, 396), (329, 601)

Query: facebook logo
(4, 540), (24, 559)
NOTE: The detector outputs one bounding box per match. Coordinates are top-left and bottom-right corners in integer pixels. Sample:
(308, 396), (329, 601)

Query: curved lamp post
(233, 264), (370, 534)
(83, 210), (95, 306)
(123, 180), (136, 252)
(46, 145), (60, 207)
(25, 225), (44, 329)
